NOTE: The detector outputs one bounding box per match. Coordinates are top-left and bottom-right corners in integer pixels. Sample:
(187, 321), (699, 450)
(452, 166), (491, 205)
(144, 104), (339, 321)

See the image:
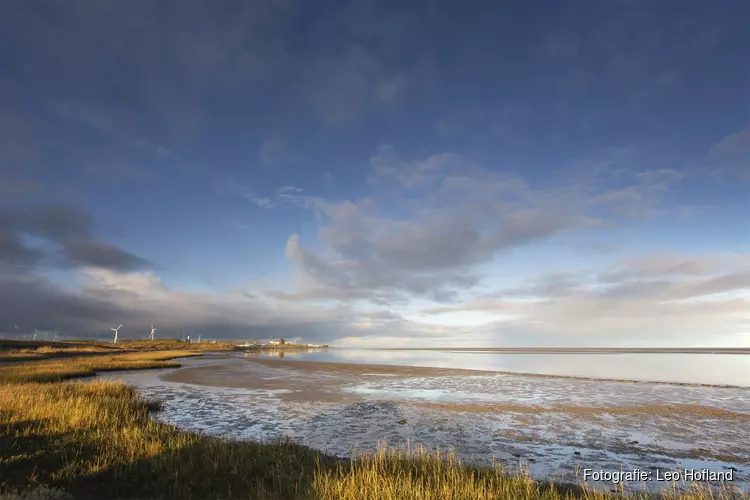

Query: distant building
(269, 340), (280, 346)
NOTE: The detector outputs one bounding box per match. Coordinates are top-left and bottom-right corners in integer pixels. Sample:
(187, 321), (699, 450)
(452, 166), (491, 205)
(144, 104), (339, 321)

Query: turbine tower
(149, 324), (156, 341)
(111, 324), (123, 343)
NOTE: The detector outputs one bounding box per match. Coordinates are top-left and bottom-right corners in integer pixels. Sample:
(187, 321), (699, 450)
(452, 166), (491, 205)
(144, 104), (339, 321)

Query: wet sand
(168, 355), (476, 380)
(106, 354), (750, 491)
(413, 401), (750, 419)
(164, 356), (750, 420)
(166, 355), (749, 389)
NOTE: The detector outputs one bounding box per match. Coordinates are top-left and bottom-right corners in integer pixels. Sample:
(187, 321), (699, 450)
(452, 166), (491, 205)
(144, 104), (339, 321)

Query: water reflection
(242, 349), (750, 386)
(243, 349), (324, 359)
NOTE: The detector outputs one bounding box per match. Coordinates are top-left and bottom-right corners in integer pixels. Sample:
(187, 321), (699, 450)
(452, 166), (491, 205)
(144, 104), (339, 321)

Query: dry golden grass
(314, 447), (746, 500)
(0, 347), (120, 363)
(1, 338), (235, 353)
(116, 339), (235, 351)
(34, 345), (115, 354)
(0, 350), (199, 383)
(0, 351), (747, 500)
(0, 380), (330, 499)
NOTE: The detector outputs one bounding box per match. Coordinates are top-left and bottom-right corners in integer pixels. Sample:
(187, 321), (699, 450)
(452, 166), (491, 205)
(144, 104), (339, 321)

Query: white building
(268, 340), (280, 346)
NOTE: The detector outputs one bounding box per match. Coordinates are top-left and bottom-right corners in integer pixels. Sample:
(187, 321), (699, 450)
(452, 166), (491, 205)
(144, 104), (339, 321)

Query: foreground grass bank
(0, 352), (746, 500)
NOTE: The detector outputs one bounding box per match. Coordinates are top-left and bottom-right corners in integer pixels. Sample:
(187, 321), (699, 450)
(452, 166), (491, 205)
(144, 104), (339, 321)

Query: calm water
(248, 348), (750, 386)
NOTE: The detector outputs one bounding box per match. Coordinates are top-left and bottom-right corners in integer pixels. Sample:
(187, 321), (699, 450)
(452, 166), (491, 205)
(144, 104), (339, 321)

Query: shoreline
(225, 355), (750, 389)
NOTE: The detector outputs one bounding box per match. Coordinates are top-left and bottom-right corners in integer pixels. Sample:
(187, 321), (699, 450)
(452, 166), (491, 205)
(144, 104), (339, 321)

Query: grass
(0, 339), (234, 364)
(314, 448), (744, 500)
(99, 339), (236, 351)
(0, 351), (200, 383)
(0, 351), (747, 500)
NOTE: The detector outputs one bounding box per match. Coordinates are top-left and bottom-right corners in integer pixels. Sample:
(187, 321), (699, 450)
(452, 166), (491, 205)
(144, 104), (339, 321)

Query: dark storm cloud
(0, 204), (149, 272)
(0, 230), (43, 269)
(59, 240), (148, 272)
(0, 273), (128, 334)
(0, 267), (425, 343)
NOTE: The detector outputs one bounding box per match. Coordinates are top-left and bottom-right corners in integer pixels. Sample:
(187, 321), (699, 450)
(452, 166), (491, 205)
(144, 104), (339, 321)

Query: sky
(0, 0), (748, 347)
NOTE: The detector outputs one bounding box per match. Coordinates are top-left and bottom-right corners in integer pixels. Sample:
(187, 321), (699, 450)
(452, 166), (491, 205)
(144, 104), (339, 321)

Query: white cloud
(369, 145), (469, 187)
(419, 252), (750, 343)
(249, 197), (275, 209)
(280, 146), (687, 306)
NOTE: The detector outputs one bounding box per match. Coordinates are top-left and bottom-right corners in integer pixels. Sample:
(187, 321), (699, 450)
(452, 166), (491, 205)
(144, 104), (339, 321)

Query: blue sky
(0, 0), (748, 346)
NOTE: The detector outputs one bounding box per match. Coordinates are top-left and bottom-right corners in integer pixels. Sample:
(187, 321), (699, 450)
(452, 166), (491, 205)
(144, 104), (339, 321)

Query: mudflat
(149, 354), (750, 476)
(164, 356), (452, 403)
(164, 355), (748, 389)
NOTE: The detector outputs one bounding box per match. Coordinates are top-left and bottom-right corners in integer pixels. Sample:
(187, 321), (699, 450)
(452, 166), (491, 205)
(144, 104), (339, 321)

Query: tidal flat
(98, 351), (750, 493)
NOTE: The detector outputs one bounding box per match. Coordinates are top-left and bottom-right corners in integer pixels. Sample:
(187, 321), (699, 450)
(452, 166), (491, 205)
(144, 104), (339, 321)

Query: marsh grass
(0, 350), (200, 383)
(102, 339), (236, 351)
(0, 351), (747, 500)
(0, 339), (234, 360)
(313, 446), (746, 500)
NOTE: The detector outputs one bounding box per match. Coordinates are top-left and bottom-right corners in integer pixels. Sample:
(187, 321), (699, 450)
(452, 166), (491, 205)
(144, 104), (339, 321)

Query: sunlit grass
(1, 338), (235, 353)
(0, 350), (199, 383)
(313, 446), (745, 500)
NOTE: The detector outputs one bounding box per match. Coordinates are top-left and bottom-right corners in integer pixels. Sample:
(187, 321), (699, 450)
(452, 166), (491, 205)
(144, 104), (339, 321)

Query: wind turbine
(111, 324), (123, 343)
(149, 324), (156, 341)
